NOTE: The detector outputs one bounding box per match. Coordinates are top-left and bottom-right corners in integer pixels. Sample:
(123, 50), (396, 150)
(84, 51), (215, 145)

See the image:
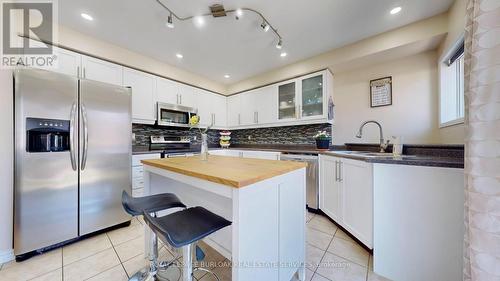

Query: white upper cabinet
(300, 73), (325, 119)
(52, 47), (81, 77)
(24, 40), (78, 78)
(278, 80), (299, 121)
(239, 91), (257, 126)
(224, 70), (332, 129)
(178, 84), (197, 108)
(255, 85), (278, 124)
(197, 89), (227, 128)
(227, 95), (241, 127)
(81, 55), (123, 85)
(196, 89), (213, 127)
(156, 77), (179, 105)
(212, 94), (227, 128)
(123, 67), (155, 124)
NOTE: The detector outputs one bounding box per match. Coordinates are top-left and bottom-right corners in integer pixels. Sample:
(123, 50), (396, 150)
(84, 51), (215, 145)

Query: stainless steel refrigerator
(14, 69), (132, 257)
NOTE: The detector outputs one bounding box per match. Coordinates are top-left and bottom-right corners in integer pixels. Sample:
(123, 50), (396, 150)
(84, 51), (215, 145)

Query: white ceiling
(59, 0), (454, 84)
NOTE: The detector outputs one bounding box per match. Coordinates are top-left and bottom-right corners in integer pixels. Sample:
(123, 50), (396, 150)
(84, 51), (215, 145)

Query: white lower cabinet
(319, 155), (342, 222)
(319, 155), (373, 248)
(131, 153), (161, 197)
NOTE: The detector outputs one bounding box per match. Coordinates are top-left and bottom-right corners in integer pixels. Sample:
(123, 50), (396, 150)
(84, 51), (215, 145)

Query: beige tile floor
(0, 212), (391, 281)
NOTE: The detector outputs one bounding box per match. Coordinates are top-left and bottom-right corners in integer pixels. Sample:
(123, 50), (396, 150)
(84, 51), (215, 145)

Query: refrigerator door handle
(81, 103), (89, 170)
(70, 102), (77, 171)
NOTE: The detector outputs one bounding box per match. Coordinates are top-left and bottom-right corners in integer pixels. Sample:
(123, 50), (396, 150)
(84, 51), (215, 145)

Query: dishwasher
(280, 153), (319, 210)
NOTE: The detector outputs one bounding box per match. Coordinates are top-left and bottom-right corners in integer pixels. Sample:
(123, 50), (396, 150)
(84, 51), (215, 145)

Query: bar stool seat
(122, 191), (186, 216)
(145, 206), (231, 248)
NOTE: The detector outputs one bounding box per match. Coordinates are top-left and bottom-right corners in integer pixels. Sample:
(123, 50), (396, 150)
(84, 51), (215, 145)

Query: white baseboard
(0, 249), (14, 264)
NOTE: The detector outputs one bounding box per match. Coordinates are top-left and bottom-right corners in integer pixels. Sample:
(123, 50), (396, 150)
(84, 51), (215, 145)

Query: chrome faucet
(356, 120), (390, 152)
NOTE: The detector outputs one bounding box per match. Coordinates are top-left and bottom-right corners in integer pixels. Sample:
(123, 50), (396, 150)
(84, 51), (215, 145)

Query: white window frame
(439, 36), (465, 128)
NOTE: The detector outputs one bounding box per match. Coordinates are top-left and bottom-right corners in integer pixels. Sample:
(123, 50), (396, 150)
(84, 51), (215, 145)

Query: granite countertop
(133, 143), (464, 169)
(324, 151), (464, 169)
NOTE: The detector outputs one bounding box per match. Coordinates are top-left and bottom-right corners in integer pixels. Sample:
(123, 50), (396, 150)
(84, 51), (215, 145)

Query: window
(439, 41), (465, 127)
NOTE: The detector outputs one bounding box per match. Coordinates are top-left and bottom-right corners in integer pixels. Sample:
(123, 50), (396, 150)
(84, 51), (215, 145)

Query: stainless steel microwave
(156, 102), (197, 127)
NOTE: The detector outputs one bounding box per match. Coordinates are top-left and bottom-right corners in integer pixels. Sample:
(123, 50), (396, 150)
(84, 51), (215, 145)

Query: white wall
(437, 0), (466, 143)
(0, 70), (14, 262)
(332, 51), (440, 145)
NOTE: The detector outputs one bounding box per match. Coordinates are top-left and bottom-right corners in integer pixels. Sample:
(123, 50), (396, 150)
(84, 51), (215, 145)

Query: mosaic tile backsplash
(230, 123), (332, 145)
(132, 123), (332, 147)
(132, 124), (221, 146)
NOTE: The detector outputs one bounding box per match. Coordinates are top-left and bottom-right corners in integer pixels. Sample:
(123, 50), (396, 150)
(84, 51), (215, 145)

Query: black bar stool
(121, 191), (186, 281)
(144, 206), (232, 281)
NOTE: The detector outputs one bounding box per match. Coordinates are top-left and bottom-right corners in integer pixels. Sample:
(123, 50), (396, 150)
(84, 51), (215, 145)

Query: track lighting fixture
(155, 0), (283, 50)
(166, 13), (174, 28)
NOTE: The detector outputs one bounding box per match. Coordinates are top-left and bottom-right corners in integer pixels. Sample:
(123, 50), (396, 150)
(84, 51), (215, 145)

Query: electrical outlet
(194, 136), (197, 141)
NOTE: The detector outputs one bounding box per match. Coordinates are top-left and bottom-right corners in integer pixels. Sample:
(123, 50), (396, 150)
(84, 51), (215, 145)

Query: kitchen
(0, 0), (498, 281)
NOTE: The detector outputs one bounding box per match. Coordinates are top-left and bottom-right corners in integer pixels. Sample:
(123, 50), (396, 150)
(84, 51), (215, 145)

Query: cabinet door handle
(339, 161), (343, 182)
(238, 114), (241, 125)
(77, 66), (80, 78)
(335, 160), (339, 182)
(83, 67), (86, 78)
(212, 113), (215, 125)
(256, 112), (259, 123)
(180, 94), (182, 104)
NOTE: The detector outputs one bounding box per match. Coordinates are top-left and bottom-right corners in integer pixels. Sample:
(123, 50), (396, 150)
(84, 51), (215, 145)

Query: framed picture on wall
(370, 76), (392, 107)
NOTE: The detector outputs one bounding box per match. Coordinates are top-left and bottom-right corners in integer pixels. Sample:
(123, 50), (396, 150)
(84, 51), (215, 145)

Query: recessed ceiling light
(176, 53), (183, 59)
(224, 74), (230, 79)
(194, 16), (205, 28)
(280, 52), (287, 57)
(390, 7), (402, 15)
(236, 9), (243, 17)
(81, 13), (93, 21)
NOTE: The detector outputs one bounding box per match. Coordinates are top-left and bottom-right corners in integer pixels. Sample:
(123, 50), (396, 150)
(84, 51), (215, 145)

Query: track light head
(235, 9), (243, 20)
(276, 38), (283, 49)
(261, 21), (270, 32)
(166, 13), (174, 28)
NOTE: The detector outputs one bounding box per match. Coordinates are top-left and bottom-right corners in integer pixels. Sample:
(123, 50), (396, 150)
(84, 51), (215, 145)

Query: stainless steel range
(14, 69), (132, 259)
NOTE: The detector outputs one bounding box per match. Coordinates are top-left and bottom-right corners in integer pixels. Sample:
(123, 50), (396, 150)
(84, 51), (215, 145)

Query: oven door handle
(81, 103), (89, 170)
(69, 102), (77, 171)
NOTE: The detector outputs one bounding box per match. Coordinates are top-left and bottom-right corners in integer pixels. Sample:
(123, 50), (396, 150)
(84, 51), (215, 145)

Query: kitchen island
(141, 155), (307, 281)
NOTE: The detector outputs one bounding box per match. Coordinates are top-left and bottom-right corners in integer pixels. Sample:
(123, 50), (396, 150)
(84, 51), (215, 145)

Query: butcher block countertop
(141, 155), (307, 188)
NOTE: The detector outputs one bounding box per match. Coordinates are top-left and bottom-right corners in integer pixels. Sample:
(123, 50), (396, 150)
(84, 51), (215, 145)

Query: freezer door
(79, 79), (132, 235)
(14, 69), (79, 255)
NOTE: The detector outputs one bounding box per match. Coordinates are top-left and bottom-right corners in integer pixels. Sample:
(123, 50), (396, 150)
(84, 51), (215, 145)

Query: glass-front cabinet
(278, 81), (297, 120)
(301, 74), (324, 118)
(277, 71), (329, 122)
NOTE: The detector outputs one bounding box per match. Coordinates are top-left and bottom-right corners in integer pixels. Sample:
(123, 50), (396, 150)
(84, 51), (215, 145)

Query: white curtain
(463, 0), (500, 280)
